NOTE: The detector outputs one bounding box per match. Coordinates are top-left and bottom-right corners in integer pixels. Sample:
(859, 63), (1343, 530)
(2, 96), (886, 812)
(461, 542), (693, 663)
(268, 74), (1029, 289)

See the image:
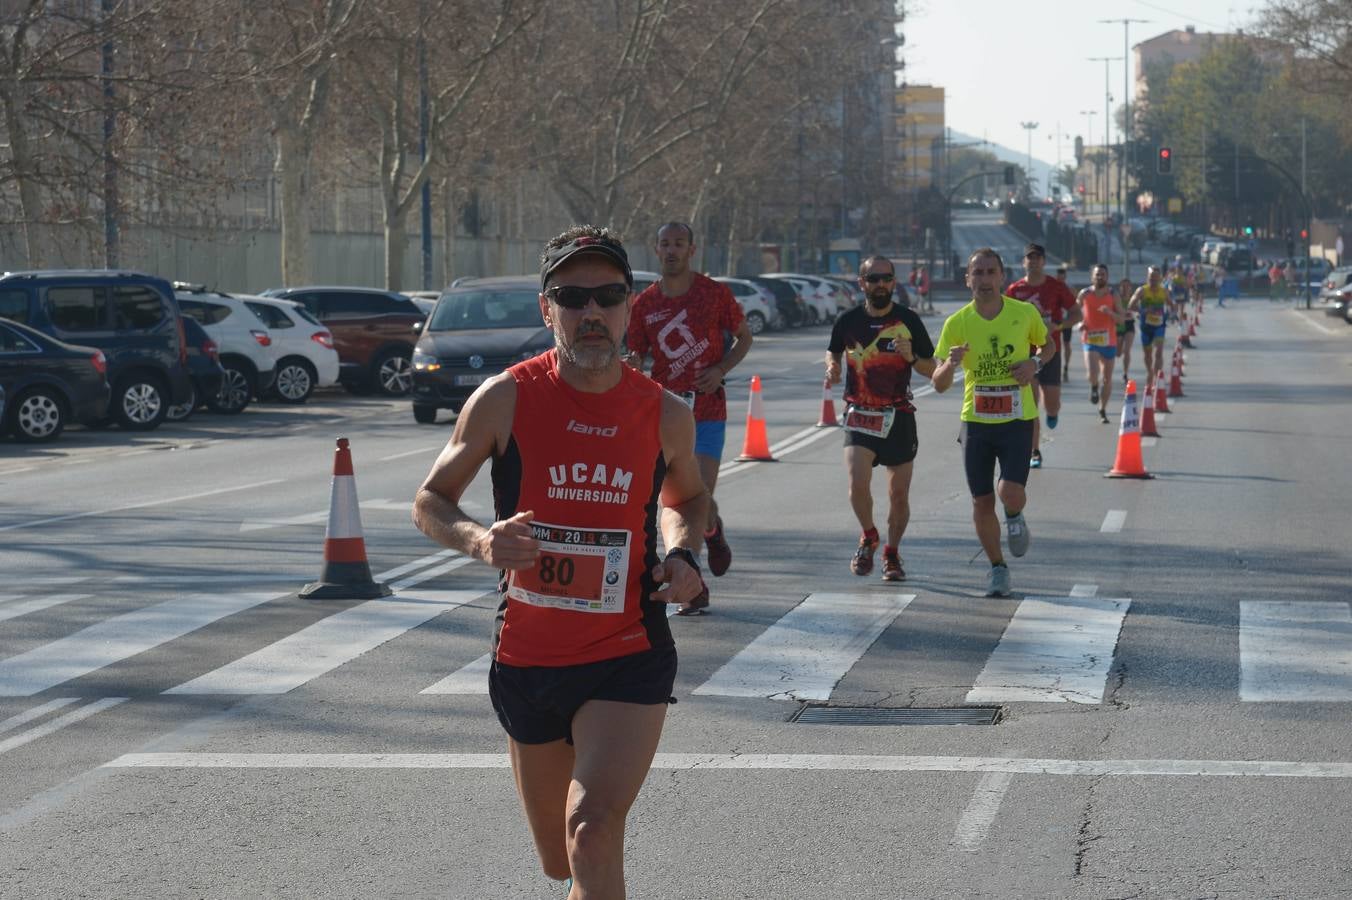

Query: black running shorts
(488, 644), (677, 745)
(1036, 350), (1062, 387)
(962, 418), (1035, 496)
(843, 409), (918, 468)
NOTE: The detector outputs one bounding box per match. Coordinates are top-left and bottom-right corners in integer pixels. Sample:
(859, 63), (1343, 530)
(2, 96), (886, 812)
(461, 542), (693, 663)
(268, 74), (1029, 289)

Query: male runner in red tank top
(413, 226), (709, 898)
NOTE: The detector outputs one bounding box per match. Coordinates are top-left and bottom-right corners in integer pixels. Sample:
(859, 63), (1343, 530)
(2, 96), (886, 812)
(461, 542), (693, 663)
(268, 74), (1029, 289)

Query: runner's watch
(1033, 356), (1045, 373)
(665, 546), (701, 574)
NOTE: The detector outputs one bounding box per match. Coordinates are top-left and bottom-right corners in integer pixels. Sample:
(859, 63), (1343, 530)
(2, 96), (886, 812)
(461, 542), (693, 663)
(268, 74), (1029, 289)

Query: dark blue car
(0, 318), (110, 442)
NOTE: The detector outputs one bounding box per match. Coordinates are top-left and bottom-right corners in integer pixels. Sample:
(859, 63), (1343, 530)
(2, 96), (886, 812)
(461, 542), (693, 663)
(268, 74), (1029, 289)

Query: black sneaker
(1090, 384), (1099, 405)
(1099, 409), (1109, 424)
(704, 517), (731, 577)
(1030, 448), (1042, 469)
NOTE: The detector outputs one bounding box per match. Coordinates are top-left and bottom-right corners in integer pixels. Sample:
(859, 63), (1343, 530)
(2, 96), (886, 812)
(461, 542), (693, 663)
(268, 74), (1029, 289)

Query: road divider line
(0, 698), (81, 736)
(1240, 601), (1352, 702)
(951, 771), (1015, 852)
(1100, 510), (1127, 533)
(0, 698), (128, 755)
(164, 589), (483, 695)
(0, 479), (285, 533)
(0, 592), (278, 697)
(376, 549), (459, 582)
(1290, 311), (1340, 336)
(379, 446), (443, 462)
(1069, 584), (1099, 598)
(390, 556), (477, 591)
(693, 592), (914, 701)
(0, 594), (92, 624)
(965, 595), (1131, 704)
(103, 751), (1352, 778)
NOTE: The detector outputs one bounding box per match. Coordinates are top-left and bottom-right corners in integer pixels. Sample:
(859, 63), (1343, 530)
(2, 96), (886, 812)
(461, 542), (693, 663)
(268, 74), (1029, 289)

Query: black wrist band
(665, 547), (700, 574)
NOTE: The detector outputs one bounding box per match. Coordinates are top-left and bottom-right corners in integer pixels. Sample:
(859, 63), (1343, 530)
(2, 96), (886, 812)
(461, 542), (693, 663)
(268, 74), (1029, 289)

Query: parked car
(259, 286), (424, 396)
(409, 276), (552, 423)
(631, 270), (660, 296)
(713, 277), (779, 334)
(238, 296), (340, 403)
(172, 285), (276, 414)
(0, 270), (192, 430)
(761, 273), (835, 324)
(0, 317), (110, 442)
(823, 275), (866, 309)
(1319, 267), (1352, 307)
(1281, 256), (1332, 291)
(1221, 246), (1255, 272)
(402, 291), (441, 316)
(744, 276), (804, 328)
(165, 317), (226, 422)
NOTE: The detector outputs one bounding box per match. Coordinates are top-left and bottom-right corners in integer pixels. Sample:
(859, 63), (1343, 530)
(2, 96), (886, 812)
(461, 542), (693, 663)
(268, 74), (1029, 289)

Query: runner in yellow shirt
(933, 248), (1055, 598)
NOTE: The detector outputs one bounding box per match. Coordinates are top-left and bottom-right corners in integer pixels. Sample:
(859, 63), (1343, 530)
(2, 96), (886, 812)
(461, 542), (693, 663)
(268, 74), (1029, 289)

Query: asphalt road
(2, 301), (1351, 899)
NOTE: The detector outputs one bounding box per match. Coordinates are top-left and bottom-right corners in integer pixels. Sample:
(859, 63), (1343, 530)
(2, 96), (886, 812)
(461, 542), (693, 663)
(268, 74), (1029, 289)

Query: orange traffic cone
(736, 375), (777, 461)
(1106, 380), (1153, 479)
(1174, 341), (1186, 376)
(1155, 374), (1171, 413)
(300, 437), (393, 600)
(1140, 381), (1161, 437)
(1168, 357), (1185, 398)
(816, 377), (839, 427)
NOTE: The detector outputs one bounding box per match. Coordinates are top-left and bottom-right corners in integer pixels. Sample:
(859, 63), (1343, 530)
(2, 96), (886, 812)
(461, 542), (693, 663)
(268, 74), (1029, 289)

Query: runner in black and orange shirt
(827, 255), (936, 581)
(625, 222), (752, 605)
(413, 226), (709, 898)
(1005, 243), (1080, 469)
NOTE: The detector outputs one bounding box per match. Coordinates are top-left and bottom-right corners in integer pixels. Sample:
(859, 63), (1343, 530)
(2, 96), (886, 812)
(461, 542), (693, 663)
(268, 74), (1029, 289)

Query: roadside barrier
(735, 375), (777, 461)
(1106, 380), (1153, 480)
(300, 437), (392, 600)
(816, 377), (839, 427)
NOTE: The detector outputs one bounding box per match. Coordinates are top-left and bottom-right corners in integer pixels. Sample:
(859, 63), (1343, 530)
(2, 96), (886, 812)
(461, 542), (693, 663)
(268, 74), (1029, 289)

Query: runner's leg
(566, 700), (667, 897)
(509, 738), (576, 881)
(973, 494), (1003, 563)
(846, 445), (877, 534)
(884, 460), (914, 548)
(697, 453), (720, 532)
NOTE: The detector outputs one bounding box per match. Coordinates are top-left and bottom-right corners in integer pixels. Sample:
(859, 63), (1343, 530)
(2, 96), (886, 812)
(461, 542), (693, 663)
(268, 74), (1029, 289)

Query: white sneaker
(986, 564), (1012, 597)
(1006, 513), (1030, 558)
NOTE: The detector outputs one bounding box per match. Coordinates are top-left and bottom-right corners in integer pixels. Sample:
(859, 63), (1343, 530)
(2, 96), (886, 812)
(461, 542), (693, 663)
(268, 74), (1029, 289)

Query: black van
(0, 270), (192, 430)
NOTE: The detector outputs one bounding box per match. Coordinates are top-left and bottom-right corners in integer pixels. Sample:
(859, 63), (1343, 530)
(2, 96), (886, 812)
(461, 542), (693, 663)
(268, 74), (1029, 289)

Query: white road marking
(951, 771), (1015, 852)
(1240, 601), (1352, 701)
(0, 479), (285, 534)
(103, 752), (1352, 778)
(1069, 584), (1099, 598)
(389, 556), (476, 591)
(376, 549), (459, 582)
(0, 592), (277, 697)
(379, 446), (443, 462)
(1289, 311), (1340, 336)
(19, 576), (88, 586)
(0, 698), (128, 755)
(239, 498), (413, 532)
(965, 595), (1131, 704)
(110, 574), (306, 585)
(693, 592), (914, 701)
(0, 698), (81, 736)
(0, 594), (91, 624)
(0, 467), (36, 475)
(1141, 436), (1159, 448)
(164, 589), (481, 695)
(1100, 510), (1127, 533)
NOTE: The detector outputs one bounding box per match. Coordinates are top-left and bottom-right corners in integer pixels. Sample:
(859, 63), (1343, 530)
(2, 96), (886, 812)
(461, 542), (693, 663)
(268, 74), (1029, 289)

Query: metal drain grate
(791, 706), (1001, 726)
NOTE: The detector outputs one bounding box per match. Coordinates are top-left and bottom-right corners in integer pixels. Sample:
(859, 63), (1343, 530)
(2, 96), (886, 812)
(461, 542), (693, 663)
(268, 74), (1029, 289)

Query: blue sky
(901, 0), (1262, 164)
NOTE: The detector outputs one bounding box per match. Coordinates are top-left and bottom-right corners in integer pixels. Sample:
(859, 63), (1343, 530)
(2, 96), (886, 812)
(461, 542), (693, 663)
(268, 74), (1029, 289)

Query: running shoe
(1045, 414), (1058, 430)
(704, 516), (731, 577)
(881, 550), (905, 582)
(1006, 512), (1030, 558)
(850, 534), (879, 576)
(1090, 384), (1099, 404)
(676, 582), (710, 616)
(1099, 409), (1109, 424)
(986, 563), (1012, 597)
(1030, 449), (1042, 469)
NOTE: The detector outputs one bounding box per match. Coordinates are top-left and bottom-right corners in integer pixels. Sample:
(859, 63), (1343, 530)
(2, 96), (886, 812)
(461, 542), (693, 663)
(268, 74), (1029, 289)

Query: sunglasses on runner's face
(863, 273), (895, 283)
(546, 283), (630, 309)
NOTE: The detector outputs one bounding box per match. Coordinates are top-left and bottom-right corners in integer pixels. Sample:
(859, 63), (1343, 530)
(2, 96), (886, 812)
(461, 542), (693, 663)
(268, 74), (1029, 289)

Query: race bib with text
(507, 521), (631, 613)
(973, 385), (1023, 421)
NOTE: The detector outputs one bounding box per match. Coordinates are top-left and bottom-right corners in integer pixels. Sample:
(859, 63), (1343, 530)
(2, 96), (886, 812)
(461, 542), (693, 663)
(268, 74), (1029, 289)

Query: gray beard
(556, 331), (616, 371)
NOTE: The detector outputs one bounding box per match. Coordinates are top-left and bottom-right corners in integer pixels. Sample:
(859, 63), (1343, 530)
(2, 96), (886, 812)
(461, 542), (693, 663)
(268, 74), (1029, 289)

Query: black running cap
(541, 237), (633, 290)
(1024, 242), (1047, 257)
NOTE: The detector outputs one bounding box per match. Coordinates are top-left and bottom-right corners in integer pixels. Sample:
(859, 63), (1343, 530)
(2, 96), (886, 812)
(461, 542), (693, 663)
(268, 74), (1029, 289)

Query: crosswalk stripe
(0, 698), (81, 736)
(692, 592), (914, 701)
(0, 593), (277, 697)
(1240, 601), (1352, 702)
(965, 596), (1131, 704)
(0, 594), (92, 624)
(0, 697), (128, 755)
(165, 589), (482, 695)
(376, 549), (458, 582)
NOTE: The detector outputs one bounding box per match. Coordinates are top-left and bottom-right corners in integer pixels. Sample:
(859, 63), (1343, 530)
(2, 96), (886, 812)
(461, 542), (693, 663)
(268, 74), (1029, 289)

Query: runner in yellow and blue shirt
(933, 248), (1054, 598)
(1128, 265), (1181, 391)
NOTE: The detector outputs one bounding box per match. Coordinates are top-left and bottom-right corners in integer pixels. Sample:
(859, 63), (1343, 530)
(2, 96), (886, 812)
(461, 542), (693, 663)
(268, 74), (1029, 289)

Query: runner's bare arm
(696, 319), (753, 393)
(826, 351), (843, 385)
(652, 393), (708, 604)
(1127, 287), (1144, 313)
(932, 343), (967, 393)
(412, 374), (540, 571)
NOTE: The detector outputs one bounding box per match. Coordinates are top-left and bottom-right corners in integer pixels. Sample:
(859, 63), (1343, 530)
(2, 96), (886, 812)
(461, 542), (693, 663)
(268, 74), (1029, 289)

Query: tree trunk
(2, 88), (44, 268)
(276, 127), (310, 286)
(384, 213), (407, 292)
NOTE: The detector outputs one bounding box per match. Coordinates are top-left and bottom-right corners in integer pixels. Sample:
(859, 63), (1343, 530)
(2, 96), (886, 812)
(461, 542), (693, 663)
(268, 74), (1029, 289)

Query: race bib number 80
(507, 522), (631, 613)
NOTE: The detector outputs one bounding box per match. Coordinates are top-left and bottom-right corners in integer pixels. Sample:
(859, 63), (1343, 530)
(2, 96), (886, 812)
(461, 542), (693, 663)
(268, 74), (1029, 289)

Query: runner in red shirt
(625, 222), (753, 603)
(1005, 243), (1080, 468)
(413, 226), (709, 897)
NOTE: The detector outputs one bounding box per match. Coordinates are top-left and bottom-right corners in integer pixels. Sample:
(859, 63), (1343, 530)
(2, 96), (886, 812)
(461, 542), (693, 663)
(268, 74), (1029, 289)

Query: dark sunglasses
(863, 273), (895, 284)
(546, 283), (630, 310)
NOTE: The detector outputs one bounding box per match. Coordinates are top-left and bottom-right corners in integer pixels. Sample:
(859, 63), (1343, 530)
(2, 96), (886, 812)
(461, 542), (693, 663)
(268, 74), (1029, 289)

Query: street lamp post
(1100, 18), (1149, 227)
(1080, 110), (1097, 211)
(1087, 56), (1122, 266)
(1019, 121), (1039, 197)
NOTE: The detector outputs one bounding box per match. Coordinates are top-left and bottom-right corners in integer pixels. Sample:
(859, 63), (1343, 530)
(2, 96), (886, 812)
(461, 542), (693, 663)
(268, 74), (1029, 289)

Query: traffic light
(1299, 228), (1309, 240)
(1244, 225), (1254, 237)
(1003, 166), (1016, 186)
(1077, 184), (1086, 195)
(1156, 146), (1172, 174)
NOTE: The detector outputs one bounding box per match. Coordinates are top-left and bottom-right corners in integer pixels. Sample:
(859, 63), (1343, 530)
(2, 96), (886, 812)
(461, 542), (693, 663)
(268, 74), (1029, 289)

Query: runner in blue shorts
(1128, 266), (1181, 389)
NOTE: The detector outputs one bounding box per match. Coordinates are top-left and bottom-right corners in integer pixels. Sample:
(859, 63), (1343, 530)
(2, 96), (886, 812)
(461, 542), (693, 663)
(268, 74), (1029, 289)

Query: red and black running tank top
(490, 350), (671, 667)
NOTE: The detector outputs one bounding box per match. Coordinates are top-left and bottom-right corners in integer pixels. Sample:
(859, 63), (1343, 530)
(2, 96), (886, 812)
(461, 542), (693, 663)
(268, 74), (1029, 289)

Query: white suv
(714, 277), (779, 334)
(238, 295), (340, 403)
(173, 286), (277, 414)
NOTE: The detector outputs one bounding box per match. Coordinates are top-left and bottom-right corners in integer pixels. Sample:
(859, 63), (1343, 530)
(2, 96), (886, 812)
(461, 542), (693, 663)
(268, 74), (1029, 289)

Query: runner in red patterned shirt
(1005, 243), (1080, 469)
(624, 223), (753, 605)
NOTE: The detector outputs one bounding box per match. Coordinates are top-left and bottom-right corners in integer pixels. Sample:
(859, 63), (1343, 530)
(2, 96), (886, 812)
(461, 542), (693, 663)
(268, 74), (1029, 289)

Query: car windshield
(428, 289), (541, 331)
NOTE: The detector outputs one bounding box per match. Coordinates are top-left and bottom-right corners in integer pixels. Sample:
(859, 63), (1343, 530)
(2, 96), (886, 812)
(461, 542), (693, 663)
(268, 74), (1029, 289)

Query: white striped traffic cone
(816, 377), (839, 427)
(300, 437), (392, 600)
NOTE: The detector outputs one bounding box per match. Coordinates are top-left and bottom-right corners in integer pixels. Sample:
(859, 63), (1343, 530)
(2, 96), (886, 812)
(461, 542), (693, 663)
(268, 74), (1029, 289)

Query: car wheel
(807, 306), (820, 326)
(113, 374), (168, 431)
(165, 382), (198, 422)
(273, 358), (316, 404)
(207, 364), (253, 414)
(744, 311), (766, 336)
(9, 386), (66, 442)
(413, 404), (438, 424)
(372, 348), (413, 396)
